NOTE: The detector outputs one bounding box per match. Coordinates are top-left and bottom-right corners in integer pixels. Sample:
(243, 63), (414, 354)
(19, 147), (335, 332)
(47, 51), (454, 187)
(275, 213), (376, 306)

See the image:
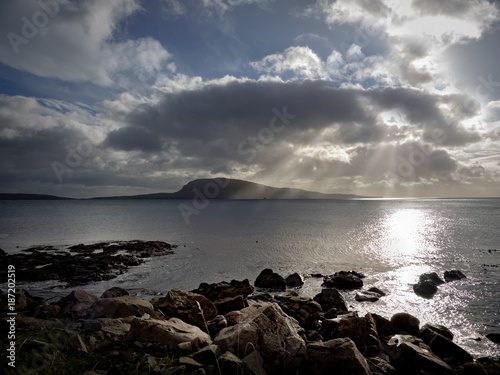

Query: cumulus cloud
(0, 0), (172, 87)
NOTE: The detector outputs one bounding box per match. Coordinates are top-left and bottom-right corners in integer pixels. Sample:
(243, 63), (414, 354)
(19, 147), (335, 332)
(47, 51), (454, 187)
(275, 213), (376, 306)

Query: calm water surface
(1, 199), (499, 357)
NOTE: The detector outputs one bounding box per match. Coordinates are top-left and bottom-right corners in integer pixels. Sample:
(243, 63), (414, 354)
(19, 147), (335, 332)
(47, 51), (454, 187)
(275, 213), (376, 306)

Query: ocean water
(1, 198), (499, 358)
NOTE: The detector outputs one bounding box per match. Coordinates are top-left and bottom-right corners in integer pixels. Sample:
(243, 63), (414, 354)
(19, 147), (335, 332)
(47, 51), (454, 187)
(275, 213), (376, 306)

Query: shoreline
(1, 265), (500, 374)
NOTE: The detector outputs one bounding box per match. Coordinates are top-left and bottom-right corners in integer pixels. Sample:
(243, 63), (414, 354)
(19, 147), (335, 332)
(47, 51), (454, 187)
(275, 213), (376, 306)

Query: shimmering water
(1, 199), (499, 357)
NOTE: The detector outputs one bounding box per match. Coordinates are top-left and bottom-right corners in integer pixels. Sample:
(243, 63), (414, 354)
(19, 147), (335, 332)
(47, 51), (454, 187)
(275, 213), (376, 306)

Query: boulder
(313, 288), (348, 313)
(243, 350), (267, 375)
(218, 351), (246, 375)
(486, 333), (500, 344)
(322, 271), (363, 289)
(419, 272), (445, 285)
(424, 329), (473, 365)
(57, 289), (99, 318)
(82, 318), (131, 336)
(444, 270), (466, 282)
(391, 313), (420, 336)
(127, 317), (212, 350)
(214, 302), (306, 374)
(329, 313), (384, 358)
(254, 269), (286, 290)
(152, 289), (217, 328)
(89, 296), (154, 319)
(356, 290), (383, 302)
(193, 279), (254, 302)
(372, 314), (395, 342)
(214, 295), (245, 315)
(190, 345), (222, 366)
(420, 323), (454, 341)
(413, 280), (438, 298)
(367, 357), (398, 375)
(275, 295), (321, 330)
(206, 315), (227, 339)
(15, 289), (47, 314)
(368, 287), (386, 296)
(285, 273), (304, 287)
(101, 287), (129, 298)
(387, 335), (456, 375)
(304, 338), (373, 375)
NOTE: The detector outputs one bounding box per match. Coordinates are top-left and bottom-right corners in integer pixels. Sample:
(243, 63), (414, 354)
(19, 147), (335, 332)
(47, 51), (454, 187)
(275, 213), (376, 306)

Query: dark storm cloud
(105, 126), (162, 152)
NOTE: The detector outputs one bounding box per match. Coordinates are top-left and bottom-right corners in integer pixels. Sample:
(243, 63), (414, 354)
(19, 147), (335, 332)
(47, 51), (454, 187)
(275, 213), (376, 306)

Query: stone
(368, 287), (386, 296)
(193, 279), (254, 302)
(372, 314), (395, 342)
(15, 289), (47, 314)
(191, 345), (222, 366)
(420, 323), (454, 341)
(275, 295), (321, 330)
(218, 352), (246, 375)
(57, 290), (99, 318)
(89, 296), (155, 319)
(387, 335), (456, 375)
(101, 287), (129, 298)
(391, 313), (420, 335)
(161, 366), (187, 375)
(331, 313), (384, 358)
(313, 288), (348, 313)
(34, 304), (61, 319)
(307, 330), (323, 342)
(152, 289), (217, 328)
(444, 270), (466, 282)
(322, 271), (363, 289)
(419, 272), (445, 286)
(214, 295), (245, 315)
(304, 338), (373, 375)
(413, 280), (438, 298)
(206, 315), (227, 339)
(486, 333), (500, 344)
(285, 272), (304, 287)
(83, 318), (131, 336)
(368, 357), (398, 375)
(254, 269), (286, 290)
(243, 350), (267, 375)
(421, 329), (473, 365)
(13, 315), (65, 331)
(477, 358), (500, 375)
(214, 302), (306, 374)
(127, 317), (212, 350)
(459, 362), (488, 375)
(356, 291), (383, 302)
(178, 357), (203, 367)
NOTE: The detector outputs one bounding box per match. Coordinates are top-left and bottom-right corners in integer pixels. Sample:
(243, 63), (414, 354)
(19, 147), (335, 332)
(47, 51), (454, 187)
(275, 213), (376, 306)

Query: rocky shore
(1, 267), (499, 375)
(0, 241), (176, 287)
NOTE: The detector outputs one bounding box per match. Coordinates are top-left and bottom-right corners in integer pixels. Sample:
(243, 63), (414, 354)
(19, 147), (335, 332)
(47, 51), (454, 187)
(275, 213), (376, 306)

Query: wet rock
(90, 296), (155, 319)
(391, 313), (420, 336)
(477, 357), (500, 375)
(285, 272), (304, 287)
(420, 323), (454, 341)
(372, 314), (395, 342)
(152, 289), (217, 328)
(413, 280), (438, 298)
(486, 333), (500, 344)
(356, 290), (384, 302)
(275, 294), (322, 330)
(57, 289), (99, 318)
(214, 301), (306, 374)
(368, 287), (386, 296)
(419, 272), (445, 286)
(101, 287), (129, 298)
(322, 271), (364, 289)
(127, 317), (212, 350)
(422, 329), (473, 365)
(444, 270), (466, 282)
(304, 338), (373, 375)
(193, 279), (254, 302)
(313, 288), (348, 313)
(254, 268), (286, 290)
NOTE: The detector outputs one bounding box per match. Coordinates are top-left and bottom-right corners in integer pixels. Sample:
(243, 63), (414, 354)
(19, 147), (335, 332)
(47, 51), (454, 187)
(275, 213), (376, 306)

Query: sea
(1, 198), (499, 358)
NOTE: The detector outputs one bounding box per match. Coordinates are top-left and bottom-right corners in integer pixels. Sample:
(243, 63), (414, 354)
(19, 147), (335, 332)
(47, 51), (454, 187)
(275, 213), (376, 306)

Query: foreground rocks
(1, 269), (498, 375)
(0, 240), (176, 286)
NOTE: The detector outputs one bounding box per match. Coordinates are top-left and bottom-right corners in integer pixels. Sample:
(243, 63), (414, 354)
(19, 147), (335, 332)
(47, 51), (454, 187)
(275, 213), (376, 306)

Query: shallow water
(1, 198), (499, 357)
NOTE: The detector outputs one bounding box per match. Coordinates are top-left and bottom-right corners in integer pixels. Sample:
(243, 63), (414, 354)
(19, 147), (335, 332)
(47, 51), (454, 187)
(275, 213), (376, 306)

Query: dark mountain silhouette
(0, 193), (73, 200)
(91, 178), (372, 199)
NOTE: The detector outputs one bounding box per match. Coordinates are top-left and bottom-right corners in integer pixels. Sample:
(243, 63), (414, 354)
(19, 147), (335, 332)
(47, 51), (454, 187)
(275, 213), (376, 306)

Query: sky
(0, 0), (499, 198)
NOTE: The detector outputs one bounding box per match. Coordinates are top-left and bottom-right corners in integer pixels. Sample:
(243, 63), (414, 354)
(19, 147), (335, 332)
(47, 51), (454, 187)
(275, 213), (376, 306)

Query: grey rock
(254, 269), (286, 290)
(285, 273), (304, 287)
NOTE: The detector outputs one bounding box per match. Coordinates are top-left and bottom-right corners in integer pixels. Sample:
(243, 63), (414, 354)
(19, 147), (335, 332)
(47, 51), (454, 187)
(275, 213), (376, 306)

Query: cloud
(0, 0), (172, 87)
